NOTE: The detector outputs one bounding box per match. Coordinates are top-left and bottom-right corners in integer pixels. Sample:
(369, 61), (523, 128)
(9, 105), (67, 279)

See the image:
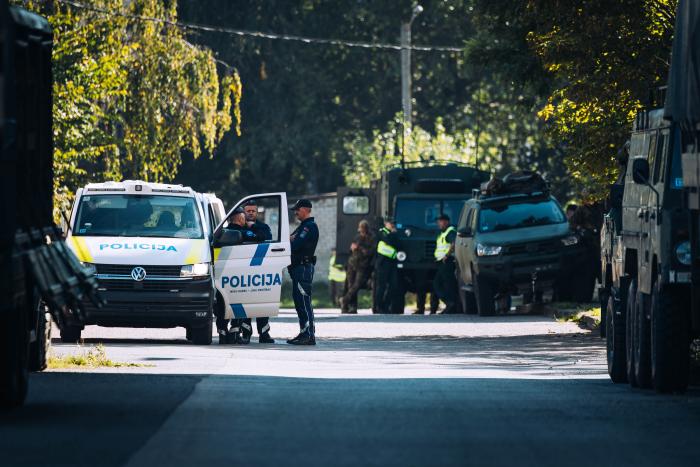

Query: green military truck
(1, 1), (99, 407)
(336, 161), (489, 312)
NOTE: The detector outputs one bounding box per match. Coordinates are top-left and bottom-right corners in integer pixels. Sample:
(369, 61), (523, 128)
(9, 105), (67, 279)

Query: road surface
(1, 309), (699, 467)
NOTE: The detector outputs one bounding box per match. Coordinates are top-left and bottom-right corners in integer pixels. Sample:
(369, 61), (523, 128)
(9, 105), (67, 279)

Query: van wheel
(191, 319), (213, 345)
(474, 274), (495, 316)
(625, 279), (638, 387)
(29, 304), (51, 372)
(60, 325), (82, 344)
(634, 290), (652, 388)
(651, 280), (690, 393)
(606, 292), (627, 383)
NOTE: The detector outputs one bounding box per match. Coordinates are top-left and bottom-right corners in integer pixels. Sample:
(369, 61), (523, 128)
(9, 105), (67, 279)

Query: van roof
(82, 180), (195, 196)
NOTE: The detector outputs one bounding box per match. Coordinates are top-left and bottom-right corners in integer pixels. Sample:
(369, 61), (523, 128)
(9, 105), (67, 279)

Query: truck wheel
(60, 325), (82, 344)
(474, 274), (495, 316)
(625, 279), (638, 387)
(651, 281), (690, 393)
(191, 319), (213, 345)
(606, 293), (627, 383)
(0, 303), (29, 408)
(29, 304), (51, 372)
(634, 290), (652, 388)
(599, 288), (609, 338)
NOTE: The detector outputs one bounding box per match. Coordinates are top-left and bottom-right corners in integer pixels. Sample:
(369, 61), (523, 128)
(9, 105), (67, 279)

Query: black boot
(217, 329), (228, 345)
(237, 332), (251, 345)
(259, 332), (275, 344)
(287, 333), (316, 345)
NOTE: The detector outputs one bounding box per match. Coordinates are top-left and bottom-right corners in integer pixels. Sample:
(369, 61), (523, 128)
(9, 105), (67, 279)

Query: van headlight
(476, 243), (502, 257)
(675, 241), (691, 265)
(561, 234), (579, 246)
(80, 261), (97, 275)
(396, 251), (407, 262)
(181, 263), (210, 277)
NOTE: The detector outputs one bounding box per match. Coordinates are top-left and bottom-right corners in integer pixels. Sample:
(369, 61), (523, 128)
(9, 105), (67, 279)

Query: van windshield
(73, 194), (204, 239)
(478, 199), (566, 233)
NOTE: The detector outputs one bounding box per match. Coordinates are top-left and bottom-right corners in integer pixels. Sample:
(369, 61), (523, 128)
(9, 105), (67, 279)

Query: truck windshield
(394, 198), (466, 229)
(478, 199), (566, 233)
(73, 194), (204, 239)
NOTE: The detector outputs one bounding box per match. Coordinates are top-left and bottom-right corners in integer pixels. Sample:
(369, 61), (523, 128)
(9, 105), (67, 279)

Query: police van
(65, 180), (290, 344)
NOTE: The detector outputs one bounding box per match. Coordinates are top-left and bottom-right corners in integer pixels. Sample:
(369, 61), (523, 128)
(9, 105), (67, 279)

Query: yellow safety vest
(377, 227), (398, 259)
(434, 226), (456, 260)
(328, 253), (346, 282)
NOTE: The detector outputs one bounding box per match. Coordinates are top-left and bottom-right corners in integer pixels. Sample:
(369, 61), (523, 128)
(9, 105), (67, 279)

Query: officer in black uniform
(374, 218), (401, 314)
(287, 199), (319, 345)
(236, 200), (275, 344)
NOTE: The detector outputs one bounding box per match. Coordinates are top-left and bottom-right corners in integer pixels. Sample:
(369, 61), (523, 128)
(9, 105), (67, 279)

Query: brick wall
(289, 193), (337, 284)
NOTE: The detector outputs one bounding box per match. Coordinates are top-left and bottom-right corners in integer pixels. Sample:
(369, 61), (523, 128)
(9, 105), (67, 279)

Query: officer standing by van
(287, 199), (319, 345)
(433, 214), (459, 314)
(374, 219), (400, 314)
(236, 200), (275, 344)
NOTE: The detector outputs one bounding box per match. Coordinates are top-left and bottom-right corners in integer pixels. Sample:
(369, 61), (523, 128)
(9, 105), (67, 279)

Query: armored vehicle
(454, 172), (587, 316)
(1, 2), (98, 407)
(336, 162), (489, 311)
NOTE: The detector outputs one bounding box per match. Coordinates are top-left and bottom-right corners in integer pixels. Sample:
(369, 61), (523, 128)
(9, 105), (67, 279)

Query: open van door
(213, 192), (290, 318)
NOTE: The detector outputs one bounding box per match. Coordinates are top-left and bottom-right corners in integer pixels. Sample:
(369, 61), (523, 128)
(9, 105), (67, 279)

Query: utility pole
(400, 4), (423, 168)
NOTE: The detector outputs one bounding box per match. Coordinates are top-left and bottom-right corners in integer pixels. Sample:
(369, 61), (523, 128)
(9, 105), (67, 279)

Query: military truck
(0, 2), (99, 407)
(336, 161), (489, 312)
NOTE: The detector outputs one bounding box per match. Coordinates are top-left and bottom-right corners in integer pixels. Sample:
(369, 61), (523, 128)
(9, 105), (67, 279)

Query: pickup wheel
(634, 290), (652, 388)
(191, 319), (213, 345)
(0, 301), (30, 408)
(651, 281), (690, 393)
(606, 292), (627, 383)
(60, 325), (82, 344)
(625, 279), (638, 387)
(474, 274), (495, 316)
(29, 303), (51, 372)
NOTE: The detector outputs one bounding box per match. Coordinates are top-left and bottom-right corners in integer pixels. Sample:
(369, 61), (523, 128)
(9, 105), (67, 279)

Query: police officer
(287, 199), (319, 345)
(374, 219), (401, 314)
(235, 200), (275, 344)
(433, 214), (459, 314)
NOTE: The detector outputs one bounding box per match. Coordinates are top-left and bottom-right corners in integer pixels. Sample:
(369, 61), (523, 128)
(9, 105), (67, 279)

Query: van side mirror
(458, 227), (472, 237)
(632, 157), (650, 185)
(213, 229), (242, 247)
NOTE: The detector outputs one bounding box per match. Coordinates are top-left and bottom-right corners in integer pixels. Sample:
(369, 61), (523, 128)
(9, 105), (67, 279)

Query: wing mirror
(213, 229), (243, 247)
(457, 227), (472, 237)
(632, 157), (650, 185)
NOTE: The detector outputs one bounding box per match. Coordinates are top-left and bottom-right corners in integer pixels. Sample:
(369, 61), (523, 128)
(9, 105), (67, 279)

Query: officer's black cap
(292, 199), (312, 210)
(437, 214), (450, 221)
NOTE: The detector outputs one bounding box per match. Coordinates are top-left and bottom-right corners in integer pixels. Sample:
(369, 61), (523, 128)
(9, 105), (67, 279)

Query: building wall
(289, 193), (337, 283)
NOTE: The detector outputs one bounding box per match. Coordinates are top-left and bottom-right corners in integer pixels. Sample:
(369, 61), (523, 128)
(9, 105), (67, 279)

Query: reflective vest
(377, 227), (398, 259)
(328, 253), (346, 282)
(434, 226), (456, 260)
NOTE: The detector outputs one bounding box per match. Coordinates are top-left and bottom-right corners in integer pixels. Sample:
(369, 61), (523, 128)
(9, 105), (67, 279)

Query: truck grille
(504, 240), (561, 256)
(95, 264), (182, 277)
(425, 241), (437, 257)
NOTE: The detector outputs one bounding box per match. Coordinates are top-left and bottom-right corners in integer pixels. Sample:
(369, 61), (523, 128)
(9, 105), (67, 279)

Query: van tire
(474, 274), (495, 316)
(60, 325), (82, 344)
(191, 319), (213, 345)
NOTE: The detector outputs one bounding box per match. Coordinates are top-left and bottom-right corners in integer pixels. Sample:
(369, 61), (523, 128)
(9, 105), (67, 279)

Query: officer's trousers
(433, 258), (458, 311)
(342, 263), (369, 312)
(374, 258), (399, 314)
(238, 317), (271, 337)
(289, 264), (315, 336)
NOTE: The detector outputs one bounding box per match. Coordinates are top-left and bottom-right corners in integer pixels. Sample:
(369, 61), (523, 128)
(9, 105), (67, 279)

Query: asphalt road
(2, 309), (699, 467)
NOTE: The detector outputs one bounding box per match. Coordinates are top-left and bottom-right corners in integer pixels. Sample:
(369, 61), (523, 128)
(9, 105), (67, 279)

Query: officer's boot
(217, 328), (228, 345)
(258, 319), (275, 343)
(227, 325), (242, 345)
(238, 321), (252, 345)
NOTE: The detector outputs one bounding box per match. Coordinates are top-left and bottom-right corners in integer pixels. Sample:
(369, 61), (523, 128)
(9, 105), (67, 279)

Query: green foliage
(526, 0), (677, 200)
(15, 0), (240, 214)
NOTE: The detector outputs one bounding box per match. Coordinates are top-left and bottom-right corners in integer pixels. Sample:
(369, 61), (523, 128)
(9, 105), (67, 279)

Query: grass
(552, 302), (601, 327)
(48, 344), (150, 369)
(280, 281), (372, 309)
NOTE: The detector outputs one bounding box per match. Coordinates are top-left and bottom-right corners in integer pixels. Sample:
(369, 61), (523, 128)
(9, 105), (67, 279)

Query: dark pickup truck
(454, 174), (588, 315)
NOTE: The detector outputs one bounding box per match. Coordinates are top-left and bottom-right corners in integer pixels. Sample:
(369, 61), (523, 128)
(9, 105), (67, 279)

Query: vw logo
(131, 266), (147, 281)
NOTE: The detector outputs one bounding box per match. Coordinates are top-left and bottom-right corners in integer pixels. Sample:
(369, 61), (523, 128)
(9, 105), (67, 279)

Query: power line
(55, 0), (464, 53)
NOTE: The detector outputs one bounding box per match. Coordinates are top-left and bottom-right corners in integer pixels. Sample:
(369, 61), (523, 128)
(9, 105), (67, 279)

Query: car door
(213, 192), (290, 319)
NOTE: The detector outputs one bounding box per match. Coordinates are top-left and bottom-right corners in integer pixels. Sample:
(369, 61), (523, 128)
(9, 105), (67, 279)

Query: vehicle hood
(477, 222), (571, 245)
(66, 235), (210, 265)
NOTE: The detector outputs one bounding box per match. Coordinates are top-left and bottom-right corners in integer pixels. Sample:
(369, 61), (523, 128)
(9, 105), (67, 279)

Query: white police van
(65, 180), (290, 344)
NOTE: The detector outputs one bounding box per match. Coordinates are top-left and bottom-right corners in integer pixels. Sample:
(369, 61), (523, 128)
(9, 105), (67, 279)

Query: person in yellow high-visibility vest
(433, 214), (459, 314)
(328, 248), (346, 307)
(374, 219), (402, 314)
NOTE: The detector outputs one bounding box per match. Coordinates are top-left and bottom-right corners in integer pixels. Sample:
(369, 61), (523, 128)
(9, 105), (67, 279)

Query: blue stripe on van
(230, 304), (247, 319)
(250, 243), (269, 266)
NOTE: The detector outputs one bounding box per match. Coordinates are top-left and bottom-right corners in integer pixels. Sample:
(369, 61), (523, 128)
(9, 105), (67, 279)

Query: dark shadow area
(1, 372), (699, 467)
